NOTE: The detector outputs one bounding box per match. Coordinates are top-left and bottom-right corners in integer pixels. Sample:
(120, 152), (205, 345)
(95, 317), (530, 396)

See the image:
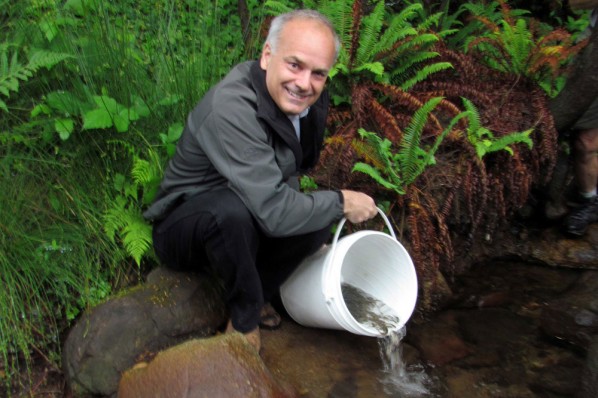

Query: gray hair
(265, 10), (341, 62)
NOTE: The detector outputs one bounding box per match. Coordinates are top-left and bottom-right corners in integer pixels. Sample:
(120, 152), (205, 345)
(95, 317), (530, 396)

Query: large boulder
(63, 267), (227, 397)
(118, 333), (298, 398)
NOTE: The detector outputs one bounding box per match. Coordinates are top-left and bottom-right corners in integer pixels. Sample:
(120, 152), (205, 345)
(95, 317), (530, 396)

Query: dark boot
(563, 196), (598, 236)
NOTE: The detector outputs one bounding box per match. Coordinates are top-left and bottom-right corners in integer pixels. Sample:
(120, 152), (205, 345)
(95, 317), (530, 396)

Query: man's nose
(295, 70), (311, 90)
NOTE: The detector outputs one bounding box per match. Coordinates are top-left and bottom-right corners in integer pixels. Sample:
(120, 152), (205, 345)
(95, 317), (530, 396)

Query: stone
(62, 267), (227, 397)
(453, 222), (598, 273)
(540, 270), (598, 349)
(579, 335), (598, 398)
(118, 333), (298, 398)
(407, 312), (472, 366)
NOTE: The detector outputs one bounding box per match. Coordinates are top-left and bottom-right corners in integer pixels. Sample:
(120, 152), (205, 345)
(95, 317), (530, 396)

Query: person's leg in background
(564, 127), (598, 236)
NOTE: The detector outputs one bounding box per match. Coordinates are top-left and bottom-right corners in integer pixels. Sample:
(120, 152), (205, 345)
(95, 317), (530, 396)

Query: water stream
(342, 283), (435, 397)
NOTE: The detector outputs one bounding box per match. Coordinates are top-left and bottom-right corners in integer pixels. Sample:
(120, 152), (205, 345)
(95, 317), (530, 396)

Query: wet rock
(62, 267), (227, 397)
(457, 223), (598, 272)
(529, 357), (583, 397)
(540, 270), (598, 350)
(118, 333), (298, 398)
(504, 224), (598, 269)
(457, 308), (535, 353)
(407, 312), (472, 366)
(452, 291), (512, 309)
(579, 335), (598, 398)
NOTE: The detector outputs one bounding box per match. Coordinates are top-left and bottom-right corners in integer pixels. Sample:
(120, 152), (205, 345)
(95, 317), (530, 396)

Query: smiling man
(144, 10), (377, 352)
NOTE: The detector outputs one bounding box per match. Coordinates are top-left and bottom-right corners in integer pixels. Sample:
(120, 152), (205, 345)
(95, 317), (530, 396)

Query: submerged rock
(580, 336), (598, 398)
(540, 270), (598, 350)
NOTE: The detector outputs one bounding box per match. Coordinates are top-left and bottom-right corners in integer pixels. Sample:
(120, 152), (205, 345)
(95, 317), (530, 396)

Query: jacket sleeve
(195, 98), (343, 237)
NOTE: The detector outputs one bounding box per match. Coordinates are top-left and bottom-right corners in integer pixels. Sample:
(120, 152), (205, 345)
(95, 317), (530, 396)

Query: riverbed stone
(579, 335), (598, 398)
(407, 312), (472, 366)
(62, 267), (227, 397)
(118, 333), (298, 398)
(540, 270), (598, 349)
(512, 224), (598, 269)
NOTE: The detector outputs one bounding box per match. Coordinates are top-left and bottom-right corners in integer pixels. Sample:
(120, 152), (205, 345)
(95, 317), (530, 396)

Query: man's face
(260, 18), (336, 116)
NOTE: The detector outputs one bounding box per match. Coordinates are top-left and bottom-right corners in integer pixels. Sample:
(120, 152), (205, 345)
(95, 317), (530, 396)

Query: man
(563, 7), (598, 237)
(143, 10), (377, 351)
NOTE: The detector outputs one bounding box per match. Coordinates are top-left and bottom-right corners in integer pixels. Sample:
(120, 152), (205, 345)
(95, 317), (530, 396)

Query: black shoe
(565, 191), (593, 208)
(563, 196), (598, 236)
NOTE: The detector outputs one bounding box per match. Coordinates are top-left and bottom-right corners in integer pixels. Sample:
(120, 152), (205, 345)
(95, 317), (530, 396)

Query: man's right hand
(340, 190), (378, 224)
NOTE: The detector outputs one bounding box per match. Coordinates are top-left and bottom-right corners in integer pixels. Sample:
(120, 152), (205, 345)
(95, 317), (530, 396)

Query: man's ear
(260, 43), (272, 70)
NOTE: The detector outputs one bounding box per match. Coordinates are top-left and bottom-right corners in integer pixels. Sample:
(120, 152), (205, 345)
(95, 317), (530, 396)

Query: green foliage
(461, 98), (533, 158)
(0, 46), (71, 112)
(82, 91), (150, 133)
(352, 97), (465, 195)
(103, 141), (164, 267)
(300, 175), (319, 192)
(320, 0), (453, 105)
(463, 0), (584, 96)
(0, 140), (119, 389)
(1, 0), (250, 389)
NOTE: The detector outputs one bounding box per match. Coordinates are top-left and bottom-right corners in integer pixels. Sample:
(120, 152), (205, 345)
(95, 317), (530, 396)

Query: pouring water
(342, 283), (435, 397)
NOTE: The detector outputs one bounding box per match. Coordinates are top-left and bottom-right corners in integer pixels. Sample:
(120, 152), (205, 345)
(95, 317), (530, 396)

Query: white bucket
(280, 208), (418, 337)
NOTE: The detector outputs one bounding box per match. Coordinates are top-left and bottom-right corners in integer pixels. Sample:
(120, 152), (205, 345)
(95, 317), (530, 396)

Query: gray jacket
(143, 61), (344, 236)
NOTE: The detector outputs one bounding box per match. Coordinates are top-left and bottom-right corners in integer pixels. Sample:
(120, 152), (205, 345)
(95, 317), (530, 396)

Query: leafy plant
(322, 0), (453, 105)
(82, 91), (150, 133)
(461, 97), (533, 158)
(103, 142), (164, 267)
(1, 0), (247, 392)
(352, 97), (465, 194)
(465, 0), (586, 96)
(0, 46), (71, 112)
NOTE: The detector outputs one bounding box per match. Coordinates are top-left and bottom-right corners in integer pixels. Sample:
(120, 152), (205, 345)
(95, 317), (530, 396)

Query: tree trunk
(549, 27), (598, 132)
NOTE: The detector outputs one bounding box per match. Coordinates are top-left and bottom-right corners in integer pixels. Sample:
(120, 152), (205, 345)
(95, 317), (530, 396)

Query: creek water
(262, 260), (585, 397)
(341, 283), (435, 397)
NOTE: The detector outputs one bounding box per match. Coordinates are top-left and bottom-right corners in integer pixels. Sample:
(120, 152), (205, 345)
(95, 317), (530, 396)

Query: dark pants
(152, 188), (332, 333)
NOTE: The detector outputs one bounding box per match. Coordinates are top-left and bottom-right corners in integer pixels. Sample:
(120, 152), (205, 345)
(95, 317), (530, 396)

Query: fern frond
(400, 62), (453, 91)
(354, 128), (393, 171)
(352, 162), (401, 192)
(121, 215), (153, 266)
(461, 98), (482, 133)
(390, 51), (441, 78)
(0, 48), (71, 111)
(263, 0), (293, 16)
(103, 196), (128, 242)
(28, 50), (72, 71)
(399, 97), (443, 184)
(355, 0), (385, 67)
(485, 129), (533, 155)
(103, 196), (152, 266)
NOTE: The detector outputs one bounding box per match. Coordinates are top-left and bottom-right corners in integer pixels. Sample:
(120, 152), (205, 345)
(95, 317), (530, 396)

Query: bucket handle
(331, 207), (396, 250)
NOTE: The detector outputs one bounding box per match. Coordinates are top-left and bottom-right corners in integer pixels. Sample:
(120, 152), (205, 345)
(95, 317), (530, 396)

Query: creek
(261, 259), (586, 397)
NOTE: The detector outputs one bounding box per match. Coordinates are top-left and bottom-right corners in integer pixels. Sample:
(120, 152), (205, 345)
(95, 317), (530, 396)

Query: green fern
(463, 0), (581, 96)
(103, 144), (164, 266)
(0, 46), (72, 112)
(352, 97), (467, 194)
(323, 0), (452, 104)
(131, 150), (164, 206)
(103, 195), (152, 267)
(461, 98), (533, 158)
